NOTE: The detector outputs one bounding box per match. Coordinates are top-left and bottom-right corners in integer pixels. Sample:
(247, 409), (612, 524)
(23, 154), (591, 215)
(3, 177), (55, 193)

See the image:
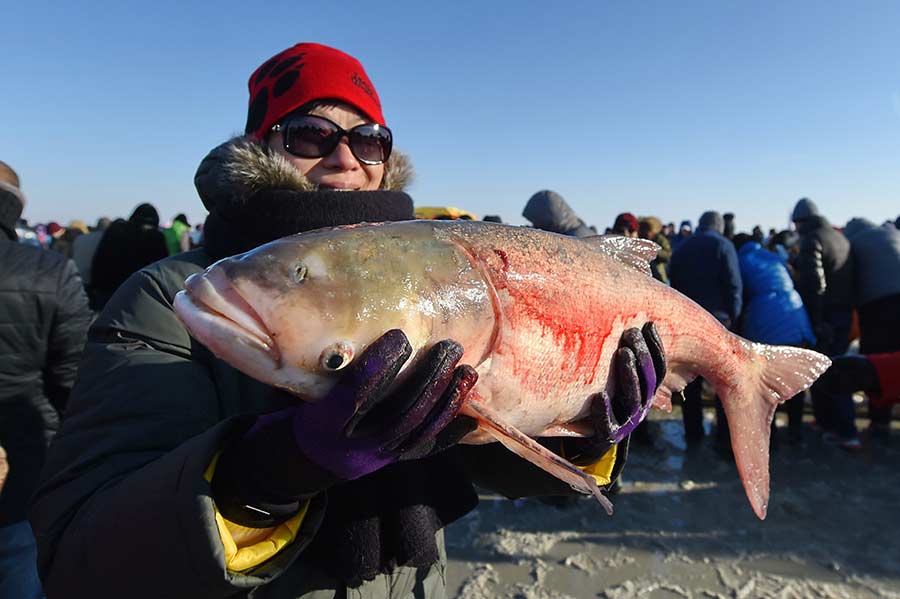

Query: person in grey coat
(843, 217), (900, 438)
(522, 189), (596, 237)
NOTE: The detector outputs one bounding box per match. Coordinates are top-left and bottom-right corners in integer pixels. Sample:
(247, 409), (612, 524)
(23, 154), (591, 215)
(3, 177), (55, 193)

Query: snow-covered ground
(446, 408), (900, 599)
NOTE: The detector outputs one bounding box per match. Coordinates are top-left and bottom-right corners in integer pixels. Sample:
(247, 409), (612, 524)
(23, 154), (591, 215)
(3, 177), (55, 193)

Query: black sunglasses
(272, 114), (393, 165)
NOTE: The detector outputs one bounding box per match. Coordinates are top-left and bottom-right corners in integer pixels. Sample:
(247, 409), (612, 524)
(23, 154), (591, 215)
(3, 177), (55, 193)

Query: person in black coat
(90, 202), (169, 310)
(791, 198), (858, 447)
(670, 211), (743, 453)
(0, 162), (92, 599)
(29, 45), (666, 599)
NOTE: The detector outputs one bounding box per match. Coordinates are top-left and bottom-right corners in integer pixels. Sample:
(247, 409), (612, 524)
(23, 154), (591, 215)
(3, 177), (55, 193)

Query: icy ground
(446, 409), (900, 599)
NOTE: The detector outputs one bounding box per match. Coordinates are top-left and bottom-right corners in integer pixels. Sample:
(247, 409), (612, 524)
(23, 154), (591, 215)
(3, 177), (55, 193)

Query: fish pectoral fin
(461, 399), (614, 515)
(581, 235), (659, 276)
(538, 420), (593, 438)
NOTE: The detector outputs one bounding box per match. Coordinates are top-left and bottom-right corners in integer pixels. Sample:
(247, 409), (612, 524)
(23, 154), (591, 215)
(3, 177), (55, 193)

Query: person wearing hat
(669, 211), (742, 454)
(0, 161), (92, 599)
(30, 44), (666, 599)
(612, 212), (639, 237)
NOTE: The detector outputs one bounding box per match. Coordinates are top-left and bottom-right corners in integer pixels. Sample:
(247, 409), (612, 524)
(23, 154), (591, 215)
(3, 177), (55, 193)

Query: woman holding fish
(29, 43), (665, 598)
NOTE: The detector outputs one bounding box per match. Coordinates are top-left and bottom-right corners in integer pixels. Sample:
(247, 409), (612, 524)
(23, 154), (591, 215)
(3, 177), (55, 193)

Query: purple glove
(212, 330), (478, 527)
(290, 329), (479, 480)
(566, 322), (666, 465)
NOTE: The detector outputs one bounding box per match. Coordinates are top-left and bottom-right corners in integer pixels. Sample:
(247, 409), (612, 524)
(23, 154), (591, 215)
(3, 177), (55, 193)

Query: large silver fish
(174, 221), (830, 518)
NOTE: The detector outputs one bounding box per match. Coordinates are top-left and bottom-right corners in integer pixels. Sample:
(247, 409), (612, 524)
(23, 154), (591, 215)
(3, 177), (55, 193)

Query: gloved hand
(566, 322), (666, 465)
(814, 354), (880, 395)
(212, 329), (478, 526)
(290, 329), (479, 480)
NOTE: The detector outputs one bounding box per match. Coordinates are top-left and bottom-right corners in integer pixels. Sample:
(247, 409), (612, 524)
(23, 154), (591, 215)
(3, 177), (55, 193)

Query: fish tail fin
(721, 342), (831, 520)
(461, 398), (615, 515)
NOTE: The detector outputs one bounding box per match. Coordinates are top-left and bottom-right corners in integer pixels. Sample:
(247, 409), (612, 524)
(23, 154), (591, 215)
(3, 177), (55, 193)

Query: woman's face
(269, 103), (385, 191)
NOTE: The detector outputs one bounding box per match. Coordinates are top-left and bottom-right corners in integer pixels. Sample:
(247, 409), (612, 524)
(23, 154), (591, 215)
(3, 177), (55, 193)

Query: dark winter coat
(793, 214), (854, 325)
(669, 228), (743, 325)
(737, 242), (815, 346)
(90, 204), (169, 310)
(30, 138), (629, 599)
(843, 218), (900, 308)
(0, 230), (91, 526)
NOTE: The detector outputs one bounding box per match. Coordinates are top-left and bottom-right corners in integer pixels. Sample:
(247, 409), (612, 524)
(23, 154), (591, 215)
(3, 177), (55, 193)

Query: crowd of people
(0, 41), (897, 599)
(517, 191), (900, 452)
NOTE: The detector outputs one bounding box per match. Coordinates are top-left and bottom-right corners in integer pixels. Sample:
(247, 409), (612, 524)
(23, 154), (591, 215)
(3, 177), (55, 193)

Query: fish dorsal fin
(583, 235), (659, 276)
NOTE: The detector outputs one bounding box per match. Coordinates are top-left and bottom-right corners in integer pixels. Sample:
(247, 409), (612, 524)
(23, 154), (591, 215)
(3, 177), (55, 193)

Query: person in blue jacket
(733, 234), (816, 444)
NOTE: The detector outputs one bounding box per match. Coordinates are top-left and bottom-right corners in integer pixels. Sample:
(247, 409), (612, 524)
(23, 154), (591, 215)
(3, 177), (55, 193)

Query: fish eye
(319, 342), (354, 371)
(292, 263), (308, 284)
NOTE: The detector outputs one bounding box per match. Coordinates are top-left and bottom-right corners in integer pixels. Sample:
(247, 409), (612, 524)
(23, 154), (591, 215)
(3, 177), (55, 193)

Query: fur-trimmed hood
(194, 136), (416, 260)
(195, 135), (414, 213)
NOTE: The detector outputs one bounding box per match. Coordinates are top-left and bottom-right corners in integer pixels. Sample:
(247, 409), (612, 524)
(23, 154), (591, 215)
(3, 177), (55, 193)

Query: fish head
(174, 224), (486, 399)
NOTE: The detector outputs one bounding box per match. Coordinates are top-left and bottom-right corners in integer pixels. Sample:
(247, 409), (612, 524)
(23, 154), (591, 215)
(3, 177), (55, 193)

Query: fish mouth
(182, 271), (281, 365)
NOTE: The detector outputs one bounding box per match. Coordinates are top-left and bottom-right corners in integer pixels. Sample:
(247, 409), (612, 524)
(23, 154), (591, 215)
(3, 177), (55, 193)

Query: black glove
(212, 330), (478, 527)
(566, 322), (666, 466)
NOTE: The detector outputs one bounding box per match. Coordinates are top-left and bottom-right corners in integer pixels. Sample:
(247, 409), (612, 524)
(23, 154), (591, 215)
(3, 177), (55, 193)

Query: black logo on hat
(351, 73), (377, 103)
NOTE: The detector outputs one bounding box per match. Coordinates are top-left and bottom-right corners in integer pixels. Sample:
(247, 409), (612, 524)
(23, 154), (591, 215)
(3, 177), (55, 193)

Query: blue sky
(4, 1), (899, 231)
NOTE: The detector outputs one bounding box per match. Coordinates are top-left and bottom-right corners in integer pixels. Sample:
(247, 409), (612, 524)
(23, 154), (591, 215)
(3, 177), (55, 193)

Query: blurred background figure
(72, 217), (111, 304)
(723, 212), (735, 241)
(670, 211), (742, 455)
(638, 216), (671, 284)
(162, 213), (192, 256)
(482, 214), (504, 223)
(0, 160), (91, 599)
(791, 198), (858, 448)
(732, 233), (816, 445)
(843, 217), (900, 441)
(751, 225), (765, 244)
(672, 220), (693, 252)
(189, 223), (204, 249)
(611, 212), (639, 238)
(522, 190), (595, 237)
(90, 203), (168, 310)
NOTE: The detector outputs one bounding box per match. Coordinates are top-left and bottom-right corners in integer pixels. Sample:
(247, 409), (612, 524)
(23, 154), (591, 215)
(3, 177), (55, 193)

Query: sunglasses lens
(348, 124), (392, 164)
(282, 117), (339, 158)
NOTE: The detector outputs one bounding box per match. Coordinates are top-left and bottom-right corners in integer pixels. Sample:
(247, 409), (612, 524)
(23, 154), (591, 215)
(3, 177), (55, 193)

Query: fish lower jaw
(173, 291), (282, 368)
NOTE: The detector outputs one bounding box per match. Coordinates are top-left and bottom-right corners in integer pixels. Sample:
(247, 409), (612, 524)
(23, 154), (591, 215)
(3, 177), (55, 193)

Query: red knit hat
(244, 43), (386, 139)
(613, 213), (639, 234)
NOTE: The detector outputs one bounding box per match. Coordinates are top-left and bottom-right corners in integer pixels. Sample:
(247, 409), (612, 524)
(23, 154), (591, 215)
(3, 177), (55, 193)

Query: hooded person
(89, 203), (170, 310)
(638, 216), (671, 284)
(522, 190), (595, 238)
(30, 43), (666, 599)
(790, 198), (857, 445)
(0, 162), (91, 599)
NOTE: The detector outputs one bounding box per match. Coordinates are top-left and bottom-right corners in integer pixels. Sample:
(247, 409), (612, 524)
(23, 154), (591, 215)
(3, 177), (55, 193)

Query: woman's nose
(322, 137), (359, 170)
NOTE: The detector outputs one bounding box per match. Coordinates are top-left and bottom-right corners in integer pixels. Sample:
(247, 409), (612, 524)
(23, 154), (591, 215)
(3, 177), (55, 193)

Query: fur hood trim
(195, 135), (413, 212)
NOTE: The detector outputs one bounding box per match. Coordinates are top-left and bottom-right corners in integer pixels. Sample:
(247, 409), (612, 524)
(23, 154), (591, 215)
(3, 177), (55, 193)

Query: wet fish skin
(174, 221), (831, 519)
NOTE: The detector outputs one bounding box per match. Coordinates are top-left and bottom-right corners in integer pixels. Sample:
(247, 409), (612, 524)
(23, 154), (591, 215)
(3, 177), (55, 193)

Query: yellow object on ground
(414, 206), (478, 220)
